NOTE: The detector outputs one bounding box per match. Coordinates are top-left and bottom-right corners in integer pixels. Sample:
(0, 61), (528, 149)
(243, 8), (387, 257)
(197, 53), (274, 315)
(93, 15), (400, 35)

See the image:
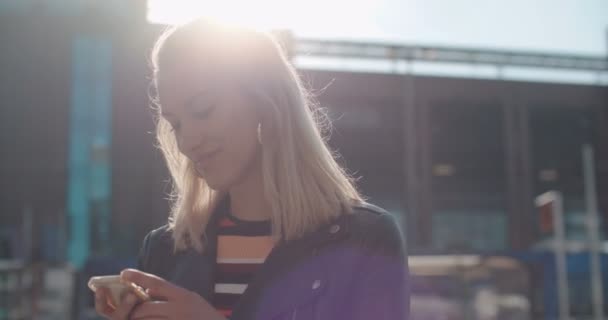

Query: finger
(113, 292), (138, 320)
(94, 287), (115, 317)
(94, 290), (112, 316)
(121, 269), (179, 300)
(129, 301), (172, 319)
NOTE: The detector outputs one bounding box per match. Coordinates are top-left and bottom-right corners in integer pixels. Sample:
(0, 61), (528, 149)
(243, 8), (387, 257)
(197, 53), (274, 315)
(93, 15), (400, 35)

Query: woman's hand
(94, 286), (139, 320)
(121, 268), (226, 320)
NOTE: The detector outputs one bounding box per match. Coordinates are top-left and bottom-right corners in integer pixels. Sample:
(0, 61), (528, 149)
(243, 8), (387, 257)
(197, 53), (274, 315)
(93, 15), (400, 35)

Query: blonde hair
(150, 19), (363, 252)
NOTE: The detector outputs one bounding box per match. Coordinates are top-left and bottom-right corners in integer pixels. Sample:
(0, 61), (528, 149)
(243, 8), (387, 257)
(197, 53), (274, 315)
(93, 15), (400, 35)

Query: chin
(200, 172), (232, 192)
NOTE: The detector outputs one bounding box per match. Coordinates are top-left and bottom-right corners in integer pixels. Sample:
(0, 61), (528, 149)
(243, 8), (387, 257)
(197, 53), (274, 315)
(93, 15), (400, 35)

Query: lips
(193, 149), (221, 171)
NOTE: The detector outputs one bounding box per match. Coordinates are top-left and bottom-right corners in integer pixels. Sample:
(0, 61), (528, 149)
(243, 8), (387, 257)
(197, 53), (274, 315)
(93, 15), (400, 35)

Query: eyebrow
(161, 90), (212, 118)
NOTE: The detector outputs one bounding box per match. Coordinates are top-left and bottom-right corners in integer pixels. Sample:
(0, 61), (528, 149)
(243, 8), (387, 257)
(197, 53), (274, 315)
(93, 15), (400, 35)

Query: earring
(257, 123), (263, 145)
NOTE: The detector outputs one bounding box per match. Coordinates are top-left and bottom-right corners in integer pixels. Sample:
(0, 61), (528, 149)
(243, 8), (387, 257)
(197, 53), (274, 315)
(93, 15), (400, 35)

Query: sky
(308, 0), (608, 56)
(148, 0), (608, 56)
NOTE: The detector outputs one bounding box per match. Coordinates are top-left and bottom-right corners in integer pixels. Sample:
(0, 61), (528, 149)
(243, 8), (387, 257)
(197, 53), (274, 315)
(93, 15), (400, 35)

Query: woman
(94, 19), (409, 320)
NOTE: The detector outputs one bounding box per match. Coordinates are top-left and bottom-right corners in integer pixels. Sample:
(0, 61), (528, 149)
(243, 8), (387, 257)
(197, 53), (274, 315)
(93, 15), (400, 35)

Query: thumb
(120, 269), (180, 300)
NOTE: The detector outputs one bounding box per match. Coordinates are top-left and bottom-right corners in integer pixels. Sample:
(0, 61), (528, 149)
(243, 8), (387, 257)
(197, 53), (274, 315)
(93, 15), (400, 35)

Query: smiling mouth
(194, 150), (221, 170)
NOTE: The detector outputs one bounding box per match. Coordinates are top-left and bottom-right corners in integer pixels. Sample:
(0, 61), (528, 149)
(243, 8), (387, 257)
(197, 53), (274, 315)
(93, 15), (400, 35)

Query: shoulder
(137, 224), (174, 272)
(142, 224), (174, 249)
(341, 202), (406, 257)
(349, 202), (402, 239)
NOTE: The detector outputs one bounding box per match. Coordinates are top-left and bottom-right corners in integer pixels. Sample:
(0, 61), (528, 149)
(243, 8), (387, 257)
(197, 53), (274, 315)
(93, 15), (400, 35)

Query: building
(0, 1), (606, 264)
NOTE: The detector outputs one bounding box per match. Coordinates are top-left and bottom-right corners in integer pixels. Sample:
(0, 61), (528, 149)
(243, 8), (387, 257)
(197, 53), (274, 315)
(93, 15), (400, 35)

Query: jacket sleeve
(350, 214), (410, 320)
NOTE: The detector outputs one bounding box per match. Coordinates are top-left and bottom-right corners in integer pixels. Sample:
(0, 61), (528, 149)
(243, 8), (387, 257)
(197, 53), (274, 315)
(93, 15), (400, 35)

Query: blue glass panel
(67, 36), (112, 268)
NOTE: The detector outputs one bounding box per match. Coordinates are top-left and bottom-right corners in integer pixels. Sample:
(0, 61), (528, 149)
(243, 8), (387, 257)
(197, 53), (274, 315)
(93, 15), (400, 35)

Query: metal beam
(296, 39), (608, 71)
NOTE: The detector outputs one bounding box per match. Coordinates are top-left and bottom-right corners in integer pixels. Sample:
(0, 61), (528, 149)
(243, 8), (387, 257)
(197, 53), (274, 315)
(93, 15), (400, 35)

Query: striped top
(213, 214), (274, 319)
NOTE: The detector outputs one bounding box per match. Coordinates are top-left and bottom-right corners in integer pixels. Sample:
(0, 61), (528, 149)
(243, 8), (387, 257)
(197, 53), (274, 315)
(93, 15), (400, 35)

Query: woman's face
(157, 65), (262, 191)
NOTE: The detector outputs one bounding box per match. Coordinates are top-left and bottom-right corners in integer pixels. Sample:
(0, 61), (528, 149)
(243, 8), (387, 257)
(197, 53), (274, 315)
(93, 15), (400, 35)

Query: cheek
(204, 126), (259, 190)
(217, 99), (260, 164)
(208, 104), (260, 187)
(220, 122), (259, 169)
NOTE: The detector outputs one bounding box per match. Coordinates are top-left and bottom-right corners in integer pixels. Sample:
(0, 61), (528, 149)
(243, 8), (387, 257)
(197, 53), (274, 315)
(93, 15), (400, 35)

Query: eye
(192, 104), (216, 119)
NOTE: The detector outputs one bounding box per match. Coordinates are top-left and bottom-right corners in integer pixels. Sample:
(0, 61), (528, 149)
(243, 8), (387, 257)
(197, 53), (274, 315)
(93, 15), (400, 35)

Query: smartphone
(88, 275), (151, 309)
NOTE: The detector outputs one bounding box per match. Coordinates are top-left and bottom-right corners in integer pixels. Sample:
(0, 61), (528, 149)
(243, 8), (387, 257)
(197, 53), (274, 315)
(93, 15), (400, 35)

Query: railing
(0, 260), (44, 320)
(295, 39), (608, 71)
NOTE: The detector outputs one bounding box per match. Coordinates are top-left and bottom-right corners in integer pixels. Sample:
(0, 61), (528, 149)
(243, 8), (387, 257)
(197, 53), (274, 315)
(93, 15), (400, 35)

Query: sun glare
(147, 0), (381, 38)
(147, 0), (282, 29)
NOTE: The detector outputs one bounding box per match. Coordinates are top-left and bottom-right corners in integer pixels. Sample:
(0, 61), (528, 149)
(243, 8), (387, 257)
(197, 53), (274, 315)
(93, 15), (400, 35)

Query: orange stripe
(218, 309), (232, 317)
(219, 218), (237, 227)
(217, 236), (274, 260)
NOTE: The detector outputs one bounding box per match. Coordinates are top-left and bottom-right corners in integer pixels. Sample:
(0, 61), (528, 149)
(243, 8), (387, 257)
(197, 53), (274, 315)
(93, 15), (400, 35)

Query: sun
(146, 0), (381, 38)
(147, 0), (295, 30)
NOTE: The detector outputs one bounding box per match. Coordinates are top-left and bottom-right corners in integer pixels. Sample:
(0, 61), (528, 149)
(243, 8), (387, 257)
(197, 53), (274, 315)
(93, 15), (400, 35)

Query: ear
(255, 102), (277, 144)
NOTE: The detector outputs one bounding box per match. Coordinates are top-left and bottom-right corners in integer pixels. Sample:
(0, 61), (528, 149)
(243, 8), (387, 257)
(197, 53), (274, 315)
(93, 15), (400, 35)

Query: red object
(539, 202), (554, 234)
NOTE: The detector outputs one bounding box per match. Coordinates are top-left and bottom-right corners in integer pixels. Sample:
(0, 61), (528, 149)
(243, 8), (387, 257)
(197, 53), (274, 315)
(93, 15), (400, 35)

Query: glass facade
(429, 102), (508, 251)
(326, 102), (406, 224)
(528, 106), (599, 240)
(67, 36), (112, 268)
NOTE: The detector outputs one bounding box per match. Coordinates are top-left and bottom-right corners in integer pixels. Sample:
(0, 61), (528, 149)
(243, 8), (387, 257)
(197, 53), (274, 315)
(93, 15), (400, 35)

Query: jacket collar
(230, 212), (354, 320)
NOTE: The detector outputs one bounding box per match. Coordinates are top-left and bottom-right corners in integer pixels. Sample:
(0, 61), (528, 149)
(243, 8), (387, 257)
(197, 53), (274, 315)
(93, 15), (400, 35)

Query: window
(327, 102), (405, 222)
(528, 106), (596, 240)
(430, 102), (508, 251)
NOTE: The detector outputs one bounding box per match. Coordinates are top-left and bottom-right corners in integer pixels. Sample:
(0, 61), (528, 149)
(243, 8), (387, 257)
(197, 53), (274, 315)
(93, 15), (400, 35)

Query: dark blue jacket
(137, 201), (409, 320)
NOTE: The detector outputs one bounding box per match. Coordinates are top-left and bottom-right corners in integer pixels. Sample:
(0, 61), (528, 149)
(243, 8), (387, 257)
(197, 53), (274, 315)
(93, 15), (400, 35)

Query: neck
(228, 165), (271, 222)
